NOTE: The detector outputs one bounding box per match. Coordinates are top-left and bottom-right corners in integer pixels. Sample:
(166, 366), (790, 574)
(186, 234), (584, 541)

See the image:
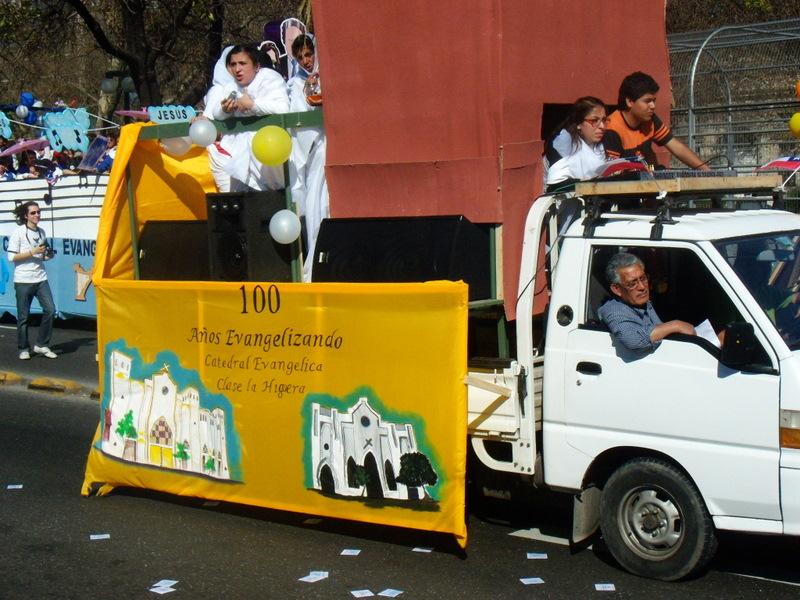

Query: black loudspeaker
(139, 220), (210, 280)
(207, 190), (294, 282)
(312, 216), (491, 300)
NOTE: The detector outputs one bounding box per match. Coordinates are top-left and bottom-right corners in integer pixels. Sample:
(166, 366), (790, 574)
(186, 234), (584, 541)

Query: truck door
(561, 242), (781, 521)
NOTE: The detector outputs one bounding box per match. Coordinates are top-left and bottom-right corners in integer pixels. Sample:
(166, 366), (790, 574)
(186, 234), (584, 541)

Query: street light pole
(101, 70), (135, 124)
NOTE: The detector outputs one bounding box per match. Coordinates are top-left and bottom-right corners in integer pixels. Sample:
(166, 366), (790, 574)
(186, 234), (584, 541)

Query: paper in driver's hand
(695, 319), (721, 348)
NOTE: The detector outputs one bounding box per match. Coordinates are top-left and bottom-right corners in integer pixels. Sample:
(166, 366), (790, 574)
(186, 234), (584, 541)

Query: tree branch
(63, 0), (140, 65)
(155, 0), (197, 60)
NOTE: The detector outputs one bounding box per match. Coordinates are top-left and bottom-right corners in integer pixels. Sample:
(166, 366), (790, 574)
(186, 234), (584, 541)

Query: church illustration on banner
(309, 396), (438, 501)
(100, 349), (232, 480)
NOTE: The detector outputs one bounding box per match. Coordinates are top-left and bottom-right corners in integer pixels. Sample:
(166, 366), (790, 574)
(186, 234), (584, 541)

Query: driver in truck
(598, 252), (695, 353)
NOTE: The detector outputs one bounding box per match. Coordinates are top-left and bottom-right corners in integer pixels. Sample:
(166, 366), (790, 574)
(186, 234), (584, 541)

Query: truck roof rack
(574, 173), (784, 240)
(574, 173), (782, 198)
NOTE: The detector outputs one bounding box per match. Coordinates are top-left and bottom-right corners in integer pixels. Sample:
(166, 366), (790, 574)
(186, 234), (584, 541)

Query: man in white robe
(204, 45), (289, 192)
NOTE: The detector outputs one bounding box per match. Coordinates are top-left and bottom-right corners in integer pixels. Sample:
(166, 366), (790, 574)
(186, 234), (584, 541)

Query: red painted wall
(314, 0), (670, 318)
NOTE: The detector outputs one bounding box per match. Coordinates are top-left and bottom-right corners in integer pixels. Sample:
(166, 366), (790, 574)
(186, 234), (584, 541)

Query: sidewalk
(0, 316), (99, 394)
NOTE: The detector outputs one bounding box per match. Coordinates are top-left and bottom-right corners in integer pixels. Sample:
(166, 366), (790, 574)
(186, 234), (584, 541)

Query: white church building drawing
(310, 396), (430, 500)
(100, 349), (232, 480)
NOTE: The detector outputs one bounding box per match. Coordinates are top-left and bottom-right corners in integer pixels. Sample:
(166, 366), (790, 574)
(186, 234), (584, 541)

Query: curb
(29, 377), (85, 394)
(0, 370), (99, 398)
(0, 371), (23, 386)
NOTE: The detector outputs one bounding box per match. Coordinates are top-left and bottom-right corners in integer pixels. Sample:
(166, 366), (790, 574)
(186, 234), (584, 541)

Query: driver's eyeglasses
(618, 274), (649, 290)
(28, 210), (40, 215)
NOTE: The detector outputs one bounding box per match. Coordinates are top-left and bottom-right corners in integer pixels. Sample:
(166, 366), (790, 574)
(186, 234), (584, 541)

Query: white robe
(202, 47), (234, 191)
(545, 129), (607, 186)
(287, 75), (328, 282)
(206, 65), (290, 191)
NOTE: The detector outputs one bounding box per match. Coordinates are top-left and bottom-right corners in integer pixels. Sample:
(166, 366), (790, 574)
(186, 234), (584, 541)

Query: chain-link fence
(669, 19), (800, 204)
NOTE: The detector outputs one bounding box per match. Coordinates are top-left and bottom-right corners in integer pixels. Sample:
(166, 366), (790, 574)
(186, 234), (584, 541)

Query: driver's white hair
(606, 252), (644, 285)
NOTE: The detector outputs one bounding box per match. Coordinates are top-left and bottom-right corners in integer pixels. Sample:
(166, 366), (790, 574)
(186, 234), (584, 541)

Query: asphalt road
(0, 314), (98, 389)
(3, 320), (800, 598)
(2, 383), (800, 599)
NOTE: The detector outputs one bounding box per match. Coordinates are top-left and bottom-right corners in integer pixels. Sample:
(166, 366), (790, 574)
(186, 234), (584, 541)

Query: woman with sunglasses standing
(544, 96), (609, 190)
(7, 201), (57, 360)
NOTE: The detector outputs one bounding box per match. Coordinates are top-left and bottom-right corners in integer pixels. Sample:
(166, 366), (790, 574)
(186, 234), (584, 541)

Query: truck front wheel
(599, 458), (717, 581)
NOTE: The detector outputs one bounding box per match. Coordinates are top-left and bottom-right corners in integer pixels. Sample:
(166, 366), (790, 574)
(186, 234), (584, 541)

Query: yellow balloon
(252, 125), (292, 166)
(791, 113), (800, 139)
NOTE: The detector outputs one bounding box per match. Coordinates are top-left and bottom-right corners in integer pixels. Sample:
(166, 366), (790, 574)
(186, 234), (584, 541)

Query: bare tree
(667, 0), (800, 33)
(65, 0), (206, 107)
(0, 0), (296, 122)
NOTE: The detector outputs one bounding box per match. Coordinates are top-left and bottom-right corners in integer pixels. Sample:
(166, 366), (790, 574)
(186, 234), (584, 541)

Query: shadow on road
(110, 485), (469, 558)
(52, 335), (95, 356)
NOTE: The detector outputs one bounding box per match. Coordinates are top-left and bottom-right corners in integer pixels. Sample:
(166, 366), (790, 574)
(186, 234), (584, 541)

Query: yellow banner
(83, 279), (468, 544)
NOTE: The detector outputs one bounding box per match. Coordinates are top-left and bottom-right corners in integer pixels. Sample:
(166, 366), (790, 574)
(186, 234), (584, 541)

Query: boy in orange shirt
(604, 71), (709, 171)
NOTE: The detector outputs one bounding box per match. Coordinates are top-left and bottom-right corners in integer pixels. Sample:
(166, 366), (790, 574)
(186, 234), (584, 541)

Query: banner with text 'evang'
(82, 279), (468, 545)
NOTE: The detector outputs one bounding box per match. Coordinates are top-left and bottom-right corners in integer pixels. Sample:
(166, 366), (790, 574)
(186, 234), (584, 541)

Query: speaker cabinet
(139, 220), (210, 280)
(312, 215), (491, 300)
(206, 190), (294, 282)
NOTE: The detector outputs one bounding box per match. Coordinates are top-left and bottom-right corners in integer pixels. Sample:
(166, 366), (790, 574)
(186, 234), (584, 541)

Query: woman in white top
(544, 96), (609, 190)
(204, 44), (290, 192)
(7, 201), (57, 359)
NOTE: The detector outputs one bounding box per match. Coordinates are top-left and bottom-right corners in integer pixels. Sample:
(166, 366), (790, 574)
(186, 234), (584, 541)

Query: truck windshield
(714, 231), (800, 350)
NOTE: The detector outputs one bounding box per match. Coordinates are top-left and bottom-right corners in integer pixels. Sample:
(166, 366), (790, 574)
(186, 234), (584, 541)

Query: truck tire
(599, 458), (717, 581)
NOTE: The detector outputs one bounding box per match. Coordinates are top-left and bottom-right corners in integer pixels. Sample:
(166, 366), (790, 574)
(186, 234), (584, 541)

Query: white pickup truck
(466, 173), (800, 580)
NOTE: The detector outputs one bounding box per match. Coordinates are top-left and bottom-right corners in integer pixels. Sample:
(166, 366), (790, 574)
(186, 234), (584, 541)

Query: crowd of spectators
(0, 133), (117, 183)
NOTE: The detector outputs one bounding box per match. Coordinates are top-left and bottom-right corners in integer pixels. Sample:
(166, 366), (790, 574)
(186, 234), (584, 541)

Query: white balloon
(32, 100), (43, 108)
(15, 105), (29, 119)
(160, 136), (192, 156)
(269, 209), (301, 244)
(189, 119), (217, 147)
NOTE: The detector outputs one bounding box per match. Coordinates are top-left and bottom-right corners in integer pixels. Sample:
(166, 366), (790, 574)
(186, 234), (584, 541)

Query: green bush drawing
(396, 452), (438, 499)
(115, 410), (137, 439)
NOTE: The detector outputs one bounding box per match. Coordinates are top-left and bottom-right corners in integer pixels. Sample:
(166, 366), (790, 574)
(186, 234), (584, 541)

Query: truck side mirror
(720, 322), (758, 369)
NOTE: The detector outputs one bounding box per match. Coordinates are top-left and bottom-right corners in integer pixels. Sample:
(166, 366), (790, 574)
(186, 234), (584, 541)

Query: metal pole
(125, 166), (140, 279)
(690, 48), (734, 167)
(688, 25), (736, 152)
